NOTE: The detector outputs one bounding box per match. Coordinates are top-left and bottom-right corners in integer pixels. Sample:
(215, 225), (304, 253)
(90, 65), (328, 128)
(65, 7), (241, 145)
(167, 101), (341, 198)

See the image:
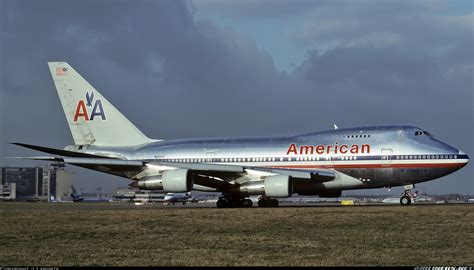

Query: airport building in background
(0, 165), (73, 201)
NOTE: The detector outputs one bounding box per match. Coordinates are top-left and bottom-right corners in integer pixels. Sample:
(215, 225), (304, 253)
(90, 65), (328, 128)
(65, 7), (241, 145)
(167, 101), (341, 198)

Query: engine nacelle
(162, 169), (193, 192)
(264, 175), (293, 198)
(239, 180), (265, 196)
(136, 177), (163, 190)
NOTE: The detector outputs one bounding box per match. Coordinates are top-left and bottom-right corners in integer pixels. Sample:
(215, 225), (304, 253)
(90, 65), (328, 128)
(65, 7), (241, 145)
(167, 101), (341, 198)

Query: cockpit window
(415, 130), (432, 136)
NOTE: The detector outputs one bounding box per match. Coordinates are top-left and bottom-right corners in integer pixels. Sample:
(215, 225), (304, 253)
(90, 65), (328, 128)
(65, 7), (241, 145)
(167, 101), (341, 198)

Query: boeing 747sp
(11, 62), (469, 207)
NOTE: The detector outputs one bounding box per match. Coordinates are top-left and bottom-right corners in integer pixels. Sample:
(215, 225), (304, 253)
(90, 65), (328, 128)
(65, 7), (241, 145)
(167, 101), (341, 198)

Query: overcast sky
(0, 0), (472, 195)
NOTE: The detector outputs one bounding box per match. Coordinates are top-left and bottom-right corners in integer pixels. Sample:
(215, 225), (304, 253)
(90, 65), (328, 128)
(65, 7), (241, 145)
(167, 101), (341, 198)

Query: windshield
(414, 130), (432, 137)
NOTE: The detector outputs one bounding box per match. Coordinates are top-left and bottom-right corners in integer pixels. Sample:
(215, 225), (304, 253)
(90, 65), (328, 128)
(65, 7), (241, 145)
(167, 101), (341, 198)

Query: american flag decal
(56, 67), (68, 76)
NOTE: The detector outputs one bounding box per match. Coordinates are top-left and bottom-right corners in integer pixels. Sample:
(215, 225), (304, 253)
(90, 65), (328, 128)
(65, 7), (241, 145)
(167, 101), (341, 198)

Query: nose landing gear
(400, 184), (417, 206)
(400, 193), (412, 205)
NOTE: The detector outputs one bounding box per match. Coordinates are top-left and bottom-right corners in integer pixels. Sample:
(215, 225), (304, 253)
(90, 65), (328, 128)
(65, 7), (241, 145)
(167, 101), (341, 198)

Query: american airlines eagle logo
(73, 91), (106, 122)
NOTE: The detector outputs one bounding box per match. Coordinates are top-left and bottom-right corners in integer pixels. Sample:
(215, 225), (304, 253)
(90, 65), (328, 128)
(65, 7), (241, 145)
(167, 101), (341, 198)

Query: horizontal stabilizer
(5, 156), (63, 161)
(10, 142), (108, 158)
(16, 156), (144, 167)
(63, 157), (143, 166)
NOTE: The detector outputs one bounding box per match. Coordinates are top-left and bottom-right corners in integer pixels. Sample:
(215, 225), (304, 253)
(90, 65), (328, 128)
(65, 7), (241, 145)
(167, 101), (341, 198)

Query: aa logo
(73, 91), (106, 122)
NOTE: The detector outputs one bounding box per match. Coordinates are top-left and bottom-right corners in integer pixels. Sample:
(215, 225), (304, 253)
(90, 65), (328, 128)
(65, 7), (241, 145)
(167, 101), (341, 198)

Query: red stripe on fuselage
(271, 163), (466, 169)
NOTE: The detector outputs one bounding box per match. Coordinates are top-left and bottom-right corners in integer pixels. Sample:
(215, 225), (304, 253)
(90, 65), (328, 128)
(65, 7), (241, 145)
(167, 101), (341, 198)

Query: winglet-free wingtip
(9, 142), (28, 147)
(8, 142), (22, 147)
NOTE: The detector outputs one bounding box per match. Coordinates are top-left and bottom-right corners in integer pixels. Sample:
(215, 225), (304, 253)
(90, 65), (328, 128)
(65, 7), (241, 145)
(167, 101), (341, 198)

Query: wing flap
(270, 168), (335, 182)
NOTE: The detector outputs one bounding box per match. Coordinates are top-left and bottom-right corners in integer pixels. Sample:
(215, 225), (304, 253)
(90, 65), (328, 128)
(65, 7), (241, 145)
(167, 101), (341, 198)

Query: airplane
(130, 191), (195, 205)
(163, 192), (197, 205)
(382, 197), (404, 204)
(10, 62), (469, 207)
(70, 185), (110, 202)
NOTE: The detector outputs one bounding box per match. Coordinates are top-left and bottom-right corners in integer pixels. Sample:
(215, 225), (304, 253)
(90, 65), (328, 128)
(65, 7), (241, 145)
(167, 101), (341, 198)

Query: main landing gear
(215, 194), (280, 208)
(216, 193), (253, 208)
(257, 196), (279, 207)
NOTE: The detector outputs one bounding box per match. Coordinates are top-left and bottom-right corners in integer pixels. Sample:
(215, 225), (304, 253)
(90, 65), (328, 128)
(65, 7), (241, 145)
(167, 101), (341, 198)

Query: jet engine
(162, 169), (194, 192)
(135, 177), (163, 190)
(264, 175), (293, 197)
(239, 175), (293, 198)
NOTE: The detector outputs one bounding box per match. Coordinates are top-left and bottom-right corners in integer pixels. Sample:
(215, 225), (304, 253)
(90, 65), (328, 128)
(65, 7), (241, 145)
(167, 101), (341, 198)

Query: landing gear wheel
(216, 199), (228, 208)
(268, 199), (279, 207)
(257, 197), (279, 207)
(400, 196), (411, 206)
(242, 199), (253, 208)
(217, 194), (254, 208)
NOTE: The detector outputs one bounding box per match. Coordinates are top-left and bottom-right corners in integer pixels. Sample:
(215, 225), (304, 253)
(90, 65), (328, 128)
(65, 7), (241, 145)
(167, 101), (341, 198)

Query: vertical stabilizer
(48, 62), (154, 147)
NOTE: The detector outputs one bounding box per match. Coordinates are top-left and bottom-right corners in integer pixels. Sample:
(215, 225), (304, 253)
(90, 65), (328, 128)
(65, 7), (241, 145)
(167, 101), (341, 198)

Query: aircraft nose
(458, 150), (469, 165)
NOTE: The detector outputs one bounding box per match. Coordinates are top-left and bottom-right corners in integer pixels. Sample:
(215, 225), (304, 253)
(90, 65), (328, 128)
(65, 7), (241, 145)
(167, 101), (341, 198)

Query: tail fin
(71, 185), (78, 195)
(48, 62), (155, 147)
(70, 185), (83, 202)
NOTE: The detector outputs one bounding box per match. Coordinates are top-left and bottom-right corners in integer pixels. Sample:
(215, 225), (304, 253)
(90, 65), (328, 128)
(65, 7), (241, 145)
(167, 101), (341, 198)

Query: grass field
(0, 203), (473, 266)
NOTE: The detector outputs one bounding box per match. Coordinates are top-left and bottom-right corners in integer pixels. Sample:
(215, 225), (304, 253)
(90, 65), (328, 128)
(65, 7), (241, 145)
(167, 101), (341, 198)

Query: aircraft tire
(400, 196), (411, 206)
(242, 199), (253, 208)
(269, 199), (279, 207)
(216, 199), (226, 208)
(257, 199), (279, 207)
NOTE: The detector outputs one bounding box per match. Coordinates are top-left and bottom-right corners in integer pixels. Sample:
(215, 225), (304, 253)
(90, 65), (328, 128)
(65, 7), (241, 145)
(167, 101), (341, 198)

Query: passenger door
(376, 148), (398, 184)
(381, 148), (393, 166)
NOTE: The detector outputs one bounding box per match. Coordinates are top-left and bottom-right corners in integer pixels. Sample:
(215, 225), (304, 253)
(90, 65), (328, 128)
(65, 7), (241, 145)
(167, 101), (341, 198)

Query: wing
(157, 161), (335, 182)
(155, 161), (336, 192)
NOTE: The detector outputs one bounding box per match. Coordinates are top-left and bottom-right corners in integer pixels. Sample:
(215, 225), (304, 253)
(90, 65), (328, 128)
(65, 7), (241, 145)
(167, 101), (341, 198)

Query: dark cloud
(0, 0), (472, 194)
(193, 0), (326, 19)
